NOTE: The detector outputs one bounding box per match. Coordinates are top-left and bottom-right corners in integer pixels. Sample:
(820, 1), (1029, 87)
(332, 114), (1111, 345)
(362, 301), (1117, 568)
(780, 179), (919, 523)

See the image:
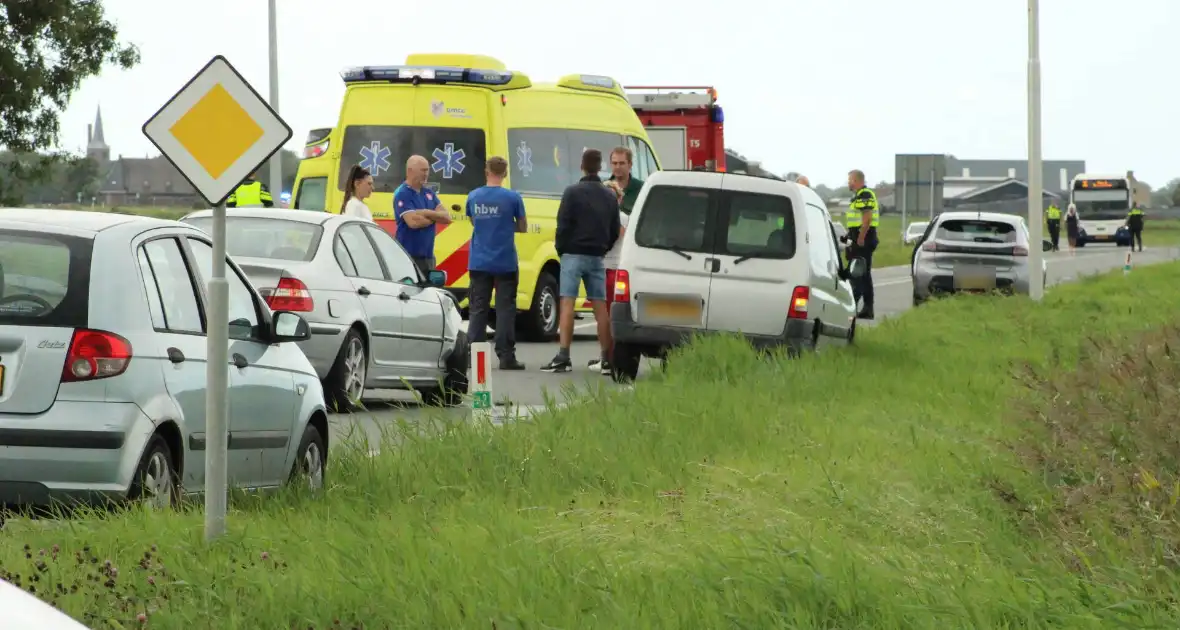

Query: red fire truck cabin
(625, 86), (726, 172)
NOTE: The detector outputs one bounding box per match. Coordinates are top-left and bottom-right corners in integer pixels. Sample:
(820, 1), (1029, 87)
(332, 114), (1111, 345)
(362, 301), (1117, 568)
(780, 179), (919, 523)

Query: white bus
(1068, 173), (1132, 247)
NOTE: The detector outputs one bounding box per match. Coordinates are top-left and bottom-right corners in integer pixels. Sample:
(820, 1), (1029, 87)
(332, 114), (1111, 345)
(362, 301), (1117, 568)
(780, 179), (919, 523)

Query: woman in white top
(340, 165), (374, 221)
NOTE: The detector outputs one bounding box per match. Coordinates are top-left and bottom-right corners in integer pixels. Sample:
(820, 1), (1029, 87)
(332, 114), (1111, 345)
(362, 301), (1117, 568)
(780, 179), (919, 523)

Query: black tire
(518, 271), (559, 342)
(611, 342), (641, 383)
(127, 434), (180, 509)
(425, 332), (470, 407)
(289, 423), (326, 490)
(912, 292), (925, 308)
(324, 328), (366, 412)
(847, 318), (857, 345)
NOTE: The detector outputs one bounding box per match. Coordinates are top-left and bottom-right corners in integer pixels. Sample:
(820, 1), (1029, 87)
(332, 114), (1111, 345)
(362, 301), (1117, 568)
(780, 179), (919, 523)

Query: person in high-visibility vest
(1045, 202), (1062, 251)
(845, 169), (879, 320)
(226, 172), (274, 208)
(1126, 203), (1145, 252)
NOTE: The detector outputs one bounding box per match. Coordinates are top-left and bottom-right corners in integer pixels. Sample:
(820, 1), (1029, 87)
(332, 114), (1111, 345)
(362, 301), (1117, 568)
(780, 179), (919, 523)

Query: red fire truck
(625, 86), (726, 171)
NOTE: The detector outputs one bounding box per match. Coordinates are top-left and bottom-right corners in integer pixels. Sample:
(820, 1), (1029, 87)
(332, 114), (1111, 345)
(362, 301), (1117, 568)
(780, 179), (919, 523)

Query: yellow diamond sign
(142, 55), (292, 206)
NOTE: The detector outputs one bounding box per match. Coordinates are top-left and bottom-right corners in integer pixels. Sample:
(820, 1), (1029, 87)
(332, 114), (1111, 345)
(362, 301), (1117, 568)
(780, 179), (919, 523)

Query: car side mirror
(848, 257), (868, 279)
(1042, 239), (1053, 252)
(271, 311), (311, 343)
(427, 270), (447, 287)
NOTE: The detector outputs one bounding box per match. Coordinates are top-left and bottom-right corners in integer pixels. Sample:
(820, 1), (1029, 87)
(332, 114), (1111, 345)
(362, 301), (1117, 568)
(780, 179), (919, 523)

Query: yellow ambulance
(291, 53), (661, 341)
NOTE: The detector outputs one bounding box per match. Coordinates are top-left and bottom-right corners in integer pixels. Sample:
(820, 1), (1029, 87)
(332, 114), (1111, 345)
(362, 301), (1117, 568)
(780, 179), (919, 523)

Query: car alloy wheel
(302, 441), (324, 491)
(343, 336), (366, 403)
(142, 450), (175, 510)
(538, 286), (557, 334)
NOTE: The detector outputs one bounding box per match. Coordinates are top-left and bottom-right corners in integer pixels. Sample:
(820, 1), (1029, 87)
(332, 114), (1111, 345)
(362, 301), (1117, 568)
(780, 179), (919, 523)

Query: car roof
(181, 208), (338, 225)
(645, 170), (803, 193)
(0, 208), (180, 237)
(936, 211), (1023, 224)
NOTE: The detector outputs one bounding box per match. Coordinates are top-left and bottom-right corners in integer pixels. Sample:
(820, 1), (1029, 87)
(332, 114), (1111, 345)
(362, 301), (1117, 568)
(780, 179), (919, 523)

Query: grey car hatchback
(0, 209), (329, 511)
(181, 209), (470, 411)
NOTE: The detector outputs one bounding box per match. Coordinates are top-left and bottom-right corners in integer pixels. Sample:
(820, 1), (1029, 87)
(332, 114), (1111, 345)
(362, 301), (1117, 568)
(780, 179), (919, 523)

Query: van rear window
(722, 191), (796, 260)
(634, 186), (713, 254)
(337, 126), (487, 196)
(0, 230), (91, 327)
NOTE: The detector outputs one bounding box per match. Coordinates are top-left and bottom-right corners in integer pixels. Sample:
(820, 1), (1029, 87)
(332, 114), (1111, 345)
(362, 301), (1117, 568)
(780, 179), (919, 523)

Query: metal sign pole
(204, 201), (230, 541)
(267, 0), (283, 199)
(1027, 0), (1045, 301)
(928, 168), (936, 220)
(901, 168), (908, 241)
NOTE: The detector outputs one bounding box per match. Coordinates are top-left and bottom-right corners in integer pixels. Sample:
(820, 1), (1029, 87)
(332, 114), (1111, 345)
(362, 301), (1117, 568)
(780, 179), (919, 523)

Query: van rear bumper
(610, 303), (814, 354)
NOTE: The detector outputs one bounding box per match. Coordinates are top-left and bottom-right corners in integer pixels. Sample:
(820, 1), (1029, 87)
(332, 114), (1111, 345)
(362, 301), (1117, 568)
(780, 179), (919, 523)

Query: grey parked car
(911, 211), (1050, 305)
(0, 209), (328, 511)
(181, 209), (470, 410)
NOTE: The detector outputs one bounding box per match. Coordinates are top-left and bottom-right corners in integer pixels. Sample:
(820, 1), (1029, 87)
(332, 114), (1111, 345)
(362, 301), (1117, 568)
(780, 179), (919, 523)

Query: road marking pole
(1124, 251), (1132, 275)
(142, 55), (292, 542)
(469, 342), (493, 422)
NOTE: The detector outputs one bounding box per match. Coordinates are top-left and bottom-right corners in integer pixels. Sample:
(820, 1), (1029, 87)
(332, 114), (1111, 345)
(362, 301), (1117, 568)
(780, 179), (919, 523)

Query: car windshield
(936, 219), (1017, 244)
(184, 217), (323, 261)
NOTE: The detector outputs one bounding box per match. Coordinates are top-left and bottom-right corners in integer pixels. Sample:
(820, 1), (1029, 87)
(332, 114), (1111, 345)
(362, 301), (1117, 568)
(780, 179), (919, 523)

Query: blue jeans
(559, 254), (606, 300)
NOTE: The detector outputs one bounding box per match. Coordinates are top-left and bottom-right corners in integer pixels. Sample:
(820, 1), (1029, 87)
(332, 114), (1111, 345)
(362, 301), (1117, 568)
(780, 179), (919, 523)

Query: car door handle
(166, 347), (185, 364)
(398, 292), (411, 301)
(232, 353), (248, 369)
(356, 286), (371, 296)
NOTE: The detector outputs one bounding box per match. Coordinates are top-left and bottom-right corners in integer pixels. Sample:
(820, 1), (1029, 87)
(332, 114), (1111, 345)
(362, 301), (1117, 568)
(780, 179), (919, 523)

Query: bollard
(1124, 251), (1132, 275)
(469, 342), (494, 422)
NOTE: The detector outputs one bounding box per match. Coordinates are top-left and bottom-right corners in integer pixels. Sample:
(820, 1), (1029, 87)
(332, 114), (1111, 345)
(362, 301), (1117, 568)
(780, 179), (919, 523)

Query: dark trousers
(466, 270), (519, 360)
(1130, 228), (1143, 251)
(1047, 219), (1061, 250)
(412, 256), (435, 276)
(846, 228), (879, 314)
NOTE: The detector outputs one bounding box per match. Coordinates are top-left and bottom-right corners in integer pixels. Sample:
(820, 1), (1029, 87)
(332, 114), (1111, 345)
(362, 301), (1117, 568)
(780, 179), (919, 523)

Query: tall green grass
(4, 264), (1180, 628)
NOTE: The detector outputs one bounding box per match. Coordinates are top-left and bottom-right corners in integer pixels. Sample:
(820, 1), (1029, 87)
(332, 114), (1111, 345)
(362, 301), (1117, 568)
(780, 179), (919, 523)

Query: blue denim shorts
(559, 253), (606, 300)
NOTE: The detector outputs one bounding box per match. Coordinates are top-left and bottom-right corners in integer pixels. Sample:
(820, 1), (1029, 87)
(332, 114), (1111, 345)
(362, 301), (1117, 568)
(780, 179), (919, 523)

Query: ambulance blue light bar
(339, 65), (516, 86)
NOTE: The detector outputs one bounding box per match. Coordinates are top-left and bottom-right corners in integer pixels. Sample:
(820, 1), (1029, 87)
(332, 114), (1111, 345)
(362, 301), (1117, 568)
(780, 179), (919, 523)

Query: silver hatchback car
(181, 209), (470, 410)
(911, 211), (1050, 305)
(0, 209), (329, 510)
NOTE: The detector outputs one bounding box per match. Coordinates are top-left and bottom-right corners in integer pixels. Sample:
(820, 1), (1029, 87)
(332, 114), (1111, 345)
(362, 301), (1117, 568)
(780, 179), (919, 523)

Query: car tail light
(787, 286), (809, 319)
(921, 241), (939, 252)
(303, 139), (330, 159)
(266, 277), (314, 312)
(62, 329), (132, 382)
(613, 269), (631, 303)
(1012, 245), (1029, 256)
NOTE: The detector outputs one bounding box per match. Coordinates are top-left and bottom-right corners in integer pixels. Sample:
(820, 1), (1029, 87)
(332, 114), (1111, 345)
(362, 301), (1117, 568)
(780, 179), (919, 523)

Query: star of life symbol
(358, 141), (391, 176)
(431, 143), (466, 179)
(516, 141), (533, 177)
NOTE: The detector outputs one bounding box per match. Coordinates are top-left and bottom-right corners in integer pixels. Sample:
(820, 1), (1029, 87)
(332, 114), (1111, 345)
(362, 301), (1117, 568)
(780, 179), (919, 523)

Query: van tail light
(921, 241), (939, 252)
(613, 269), (631, 303)
(62, 329), (132, 382)
(302, 139), (330, 159)
(266, 277), (315, 312)
(1011, 245), (1029, 256)
(787, 286), (809, 319)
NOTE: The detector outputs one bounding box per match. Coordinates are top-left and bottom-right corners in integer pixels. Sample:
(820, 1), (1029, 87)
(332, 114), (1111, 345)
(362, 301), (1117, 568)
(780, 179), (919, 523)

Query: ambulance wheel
(519, 271), (559, 342)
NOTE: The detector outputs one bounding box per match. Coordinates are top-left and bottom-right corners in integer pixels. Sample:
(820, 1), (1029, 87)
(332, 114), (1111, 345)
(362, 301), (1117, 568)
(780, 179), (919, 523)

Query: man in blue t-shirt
(394, 154), (453, 275)
(465, 156), (527, 370)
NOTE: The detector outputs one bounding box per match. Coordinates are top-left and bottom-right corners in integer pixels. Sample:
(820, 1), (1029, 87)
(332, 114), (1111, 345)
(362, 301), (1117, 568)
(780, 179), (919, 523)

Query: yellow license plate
(1094, 235), (1110, 241)
(954, 266), (995, 291)
(643, 298), (702, 322)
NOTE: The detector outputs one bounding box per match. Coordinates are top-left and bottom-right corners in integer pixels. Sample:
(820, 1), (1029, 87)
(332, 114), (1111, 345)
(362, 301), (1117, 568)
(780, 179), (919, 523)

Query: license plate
(1094, 235), (1110, 241)
(953, 265), (996, 291)
(642, 298), (702, 323)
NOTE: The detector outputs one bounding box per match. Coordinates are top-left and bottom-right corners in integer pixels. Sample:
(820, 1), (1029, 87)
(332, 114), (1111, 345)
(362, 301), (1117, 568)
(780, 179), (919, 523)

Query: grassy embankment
(5, 261), (1180, 627)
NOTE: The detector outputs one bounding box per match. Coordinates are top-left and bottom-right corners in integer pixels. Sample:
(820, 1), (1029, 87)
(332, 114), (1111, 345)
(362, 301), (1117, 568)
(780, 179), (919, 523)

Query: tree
(0, 1), (140, 204)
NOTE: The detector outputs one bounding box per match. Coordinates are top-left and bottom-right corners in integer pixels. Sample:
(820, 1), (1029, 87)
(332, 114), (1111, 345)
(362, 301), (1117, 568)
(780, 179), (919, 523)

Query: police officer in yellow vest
(845, 169), (879, 319)
(1126, 203), (1145, 252)
(1045, 202), (1062, 251)
(226, 171), (274, 208)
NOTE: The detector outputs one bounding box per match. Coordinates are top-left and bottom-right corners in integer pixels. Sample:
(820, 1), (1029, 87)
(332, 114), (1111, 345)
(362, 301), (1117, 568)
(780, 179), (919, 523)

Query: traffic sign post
(469, 342), (494, 422)
(142, 56), (292, 542)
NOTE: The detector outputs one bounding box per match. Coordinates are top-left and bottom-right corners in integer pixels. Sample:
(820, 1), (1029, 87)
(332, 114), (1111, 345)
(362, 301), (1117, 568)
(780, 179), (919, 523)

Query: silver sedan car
(182, 209), (470, 411)
(0, 209), (327, 511)
(911, 211), (1050, 305)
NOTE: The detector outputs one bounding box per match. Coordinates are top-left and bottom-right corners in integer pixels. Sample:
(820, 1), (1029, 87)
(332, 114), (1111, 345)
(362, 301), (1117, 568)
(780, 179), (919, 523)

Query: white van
(609, 171), (865, 382)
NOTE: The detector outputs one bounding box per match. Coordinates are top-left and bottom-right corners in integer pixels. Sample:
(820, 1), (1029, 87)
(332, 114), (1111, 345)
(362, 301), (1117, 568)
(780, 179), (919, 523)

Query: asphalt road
(331, 244), (1180, 445)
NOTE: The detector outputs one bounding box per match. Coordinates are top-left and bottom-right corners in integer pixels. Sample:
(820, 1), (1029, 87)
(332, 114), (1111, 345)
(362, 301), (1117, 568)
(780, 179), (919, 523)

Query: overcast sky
(59, 0), (1178, 188)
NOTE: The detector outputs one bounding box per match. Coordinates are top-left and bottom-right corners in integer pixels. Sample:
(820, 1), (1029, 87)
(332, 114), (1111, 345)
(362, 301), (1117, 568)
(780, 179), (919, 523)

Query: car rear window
(184, 217), (324, 261)
(0, 230), (91, 327)
(936, 219), (1017, 244)
(633, 185), (713, 254)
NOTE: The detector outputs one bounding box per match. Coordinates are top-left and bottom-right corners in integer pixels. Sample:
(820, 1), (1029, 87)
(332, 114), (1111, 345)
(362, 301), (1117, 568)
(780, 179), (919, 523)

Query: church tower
(86, 106), (110, 164)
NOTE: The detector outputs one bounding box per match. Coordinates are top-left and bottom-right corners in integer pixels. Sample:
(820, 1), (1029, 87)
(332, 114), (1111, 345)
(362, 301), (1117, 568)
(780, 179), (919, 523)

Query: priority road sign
(142, 55), (292, 206)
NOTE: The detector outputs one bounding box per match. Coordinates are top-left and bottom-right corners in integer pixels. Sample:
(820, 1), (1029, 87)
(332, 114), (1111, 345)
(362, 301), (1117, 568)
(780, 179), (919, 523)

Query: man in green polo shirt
(608, 147), (644, 215)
